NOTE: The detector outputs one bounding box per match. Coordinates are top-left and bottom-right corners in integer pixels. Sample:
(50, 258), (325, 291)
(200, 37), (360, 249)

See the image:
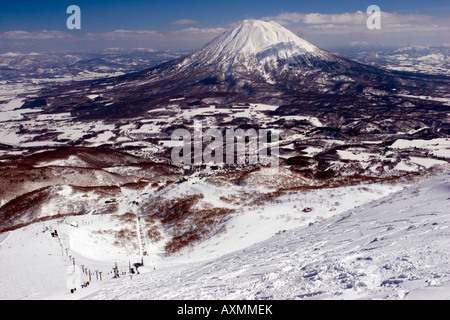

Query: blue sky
(1, 0), (449, 32)
(0, 0), (449, 52)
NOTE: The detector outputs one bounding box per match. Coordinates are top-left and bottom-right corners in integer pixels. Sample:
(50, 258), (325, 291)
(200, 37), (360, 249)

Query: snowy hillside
(86, 173), (450, 300)
(0, 173), (448, 300)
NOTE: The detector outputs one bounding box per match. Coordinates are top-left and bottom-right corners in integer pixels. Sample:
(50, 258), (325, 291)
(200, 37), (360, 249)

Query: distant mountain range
(0, 49), (186, 83)
(335, 45), (450, 76)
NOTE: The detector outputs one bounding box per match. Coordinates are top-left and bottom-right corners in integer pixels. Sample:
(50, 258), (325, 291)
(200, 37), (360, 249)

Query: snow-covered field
(0, 173), (448, 300)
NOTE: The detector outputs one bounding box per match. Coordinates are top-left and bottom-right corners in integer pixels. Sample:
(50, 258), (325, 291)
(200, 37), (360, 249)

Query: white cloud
(266, 11), (449, 33)
(85, 30), (163, 40)
(263, 11), (449, 47)
(170, 19), (201, 25)
(83, 27), (225, 42)
(0, 30), (72, 39)
(170, 27), (226, 35)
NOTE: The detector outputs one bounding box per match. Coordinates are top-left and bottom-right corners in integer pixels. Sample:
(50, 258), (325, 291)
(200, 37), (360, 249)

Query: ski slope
(84, 173), (450, 300)
(0, 174), (449, 300)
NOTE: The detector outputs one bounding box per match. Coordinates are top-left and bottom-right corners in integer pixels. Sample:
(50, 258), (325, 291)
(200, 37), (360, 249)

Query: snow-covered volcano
(176, 20), (338, 73)
(20, 19), (450, 121)
(168, 19), (354, 88)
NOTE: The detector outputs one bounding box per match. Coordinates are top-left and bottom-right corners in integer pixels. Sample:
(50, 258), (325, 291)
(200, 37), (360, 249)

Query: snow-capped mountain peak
(176, 19), (337, 75)
(202, 19), (318, 57)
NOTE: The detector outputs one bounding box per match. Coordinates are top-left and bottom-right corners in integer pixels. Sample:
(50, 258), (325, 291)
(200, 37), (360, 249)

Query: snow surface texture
(86, 174), (450, 300)
(0, 174), (448, 300)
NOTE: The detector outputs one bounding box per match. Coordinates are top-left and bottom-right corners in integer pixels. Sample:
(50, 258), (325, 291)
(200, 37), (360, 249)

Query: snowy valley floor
(0, 173), (449, 300)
